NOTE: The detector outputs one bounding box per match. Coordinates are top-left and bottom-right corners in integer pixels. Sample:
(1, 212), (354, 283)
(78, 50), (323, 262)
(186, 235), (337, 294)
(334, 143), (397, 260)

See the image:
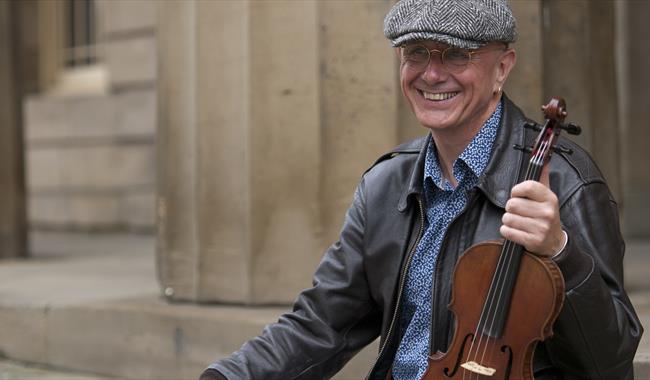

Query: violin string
(462, 229), (519, 378)
(462, 234), (516, 379)
(473, 141), (544, 378)
(461, 122), (553, 378)
(486, 138), (548, 370)
(463, 194), (530, 377)
(467, 134), (551, 377)
(477, 137), (550, 373)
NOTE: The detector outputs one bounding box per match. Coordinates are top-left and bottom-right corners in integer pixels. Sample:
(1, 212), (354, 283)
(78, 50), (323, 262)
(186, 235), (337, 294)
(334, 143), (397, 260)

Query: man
(201, 0), (642, 379)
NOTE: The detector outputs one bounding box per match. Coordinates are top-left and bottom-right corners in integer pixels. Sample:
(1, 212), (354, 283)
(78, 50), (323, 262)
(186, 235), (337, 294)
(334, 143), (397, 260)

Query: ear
(494, 48), (517, 92)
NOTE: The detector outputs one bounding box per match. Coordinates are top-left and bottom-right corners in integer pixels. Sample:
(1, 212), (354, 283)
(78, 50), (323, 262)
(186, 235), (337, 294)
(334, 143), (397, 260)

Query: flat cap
(384, 0), (517, 49)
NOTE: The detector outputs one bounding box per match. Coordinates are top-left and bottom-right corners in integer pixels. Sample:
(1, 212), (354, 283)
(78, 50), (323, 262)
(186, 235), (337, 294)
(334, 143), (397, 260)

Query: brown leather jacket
(204, 96), (642, 380)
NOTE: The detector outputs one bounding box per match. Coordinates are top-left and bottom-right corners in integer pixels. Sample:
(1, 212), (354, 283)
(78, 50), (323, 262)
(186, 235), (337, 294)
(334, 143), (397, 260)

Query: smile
(420, 90), (459, 101)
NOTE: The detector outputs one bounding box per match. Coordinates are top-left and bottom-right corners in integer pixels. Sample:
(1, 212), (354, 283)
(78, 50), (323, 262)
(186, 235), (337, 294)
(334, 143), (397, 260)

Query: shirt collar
(424, 100), (503, 191)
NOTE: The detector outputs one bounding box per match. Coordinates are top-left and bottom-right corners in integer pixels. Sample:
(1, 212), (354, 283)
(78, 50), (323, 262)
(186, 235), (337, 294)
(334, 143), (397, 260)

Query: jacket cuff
(199, 368), (227, 380)
(550, 230), (568, 259)
(551, 232), (594, 290)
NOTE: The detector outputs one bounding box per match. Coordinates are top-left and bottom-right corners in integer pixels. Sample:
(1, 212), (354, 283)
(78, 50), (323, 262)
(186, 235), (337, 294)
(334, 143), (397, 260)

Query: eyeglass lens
(401, 45), (471, 73)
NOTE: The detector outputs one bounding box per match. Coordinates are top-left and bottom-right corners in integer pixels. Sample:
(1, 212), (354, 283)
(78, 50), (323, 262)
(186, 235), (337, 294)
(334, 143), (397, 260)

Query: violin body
(422, 240), (564, 380)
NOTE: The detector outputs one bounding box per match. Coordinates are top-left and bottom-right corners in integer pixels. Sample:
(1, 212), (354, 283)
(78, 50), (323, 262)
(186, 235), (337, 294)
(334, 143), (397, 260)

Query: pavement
(0, 231), (649, 379)
(0, 359), (113, 380)
(0, 232), (155, 380)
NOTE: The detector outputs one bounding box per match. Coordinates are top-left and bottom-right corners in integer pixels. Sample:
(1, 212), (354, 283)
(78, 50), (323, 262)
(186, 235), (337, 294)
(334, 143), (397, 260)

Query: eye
(444, 48), (470, 63)
(403, 45), (429, 62)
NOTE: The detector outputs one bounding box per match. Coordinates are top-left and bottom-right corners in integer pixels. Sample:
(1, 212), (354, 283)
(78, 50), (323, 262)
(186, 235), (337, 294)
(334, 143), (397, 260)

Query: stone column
(156, 0), (397, 304)
(541, 0), (621, 199)
(36, 0), (64, 91)
(317, 1), (400, 242)
(506, 0), (543, 119)
(617, 0), (650, 237)
(0, 0), (27, 259)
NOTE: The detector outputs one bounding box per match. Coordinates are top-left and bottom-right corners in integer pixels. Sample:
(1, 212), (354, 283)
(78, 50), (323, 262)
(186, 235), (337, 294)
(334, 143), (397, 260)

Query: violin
(421, 98), (581, 380)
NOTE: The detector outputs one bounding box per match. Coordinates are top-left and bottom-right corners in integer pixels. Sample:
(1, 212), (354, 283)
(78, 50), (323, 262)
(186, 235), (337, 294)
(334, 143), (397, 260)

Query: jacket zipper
(428, 189), (478, 353)
(365, 196), (425, 380)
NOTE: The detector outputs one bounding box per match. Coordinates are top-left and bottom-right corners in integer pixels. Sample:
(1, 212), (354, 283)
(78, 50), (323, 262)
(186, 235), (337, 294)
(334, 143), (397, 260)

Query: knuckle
(540, 224), (550, 235)
(538, 207), (552, 220)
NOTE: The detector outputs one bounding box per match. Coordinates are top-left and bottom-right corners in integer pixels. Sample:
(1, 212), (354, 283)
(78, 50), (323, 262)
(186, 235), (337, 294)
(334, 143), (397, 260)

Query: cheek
(400, 70), (417, 102)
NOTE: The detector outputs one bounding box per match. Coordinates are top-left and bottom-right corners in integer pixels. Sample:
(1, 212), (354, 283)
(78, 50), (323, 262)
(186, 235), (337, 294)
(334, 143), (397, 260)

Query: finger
(502, 211), (551, 236)
(499, 224), (534, 248)
(505, 196), (557, 220)
(510, 180), (556, 203)
(502, 211), (537, 231)
(499, 224), (553, 257)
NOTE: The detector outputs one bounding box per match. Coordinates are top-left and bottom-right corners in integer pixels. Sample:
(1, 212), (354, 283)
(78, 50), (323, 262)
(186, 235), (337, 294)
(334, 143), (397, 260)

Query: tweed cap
(384, 0), (517, 49)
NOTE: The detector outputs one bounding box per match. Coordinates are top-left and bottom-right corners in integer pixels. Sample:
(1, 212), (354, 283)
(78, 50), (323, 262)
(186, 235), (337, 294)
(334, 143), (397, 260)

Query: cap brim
(391, 31), (486, 50)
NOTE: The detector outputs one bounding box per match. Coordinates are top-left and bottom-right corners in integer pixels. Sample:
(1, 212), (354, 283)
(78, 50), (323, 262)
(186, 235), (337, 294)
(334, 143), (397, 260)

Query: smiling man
(201, 1), (642, 379)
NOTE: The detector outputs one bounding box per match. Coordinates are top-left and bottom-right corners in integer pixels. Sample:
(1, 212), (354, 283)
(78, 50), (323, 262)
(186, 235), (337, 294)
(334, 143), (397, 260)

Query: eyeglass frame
(399, 42), (509, 74)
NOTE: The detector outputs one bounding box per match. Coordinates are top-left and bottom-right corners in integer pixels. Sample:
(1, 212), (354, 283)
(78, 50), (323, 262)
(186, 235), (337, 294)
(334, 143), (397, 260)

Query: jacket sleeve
(204, 180), (380, 380)
(548, 180), (643, 379)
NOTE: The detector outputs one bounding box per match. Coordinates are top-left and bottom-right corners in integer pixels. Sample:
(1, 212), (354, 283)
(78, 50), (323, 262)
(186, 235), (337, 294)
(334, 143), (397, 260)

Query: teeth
(422, 91), (458, 101)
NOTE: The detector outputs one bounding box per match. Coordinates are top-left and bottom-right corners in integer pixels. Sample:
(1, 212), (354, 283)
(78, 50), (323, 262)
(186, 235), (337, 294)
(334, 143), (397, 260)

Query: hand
(499, 167), (566, 257)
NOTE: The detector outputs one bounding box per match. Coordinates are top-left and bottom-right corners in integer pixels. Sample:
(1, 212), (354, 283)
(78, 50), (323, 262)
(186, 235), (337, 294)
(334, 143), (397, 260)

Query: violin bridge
(460, 361), (496, 376)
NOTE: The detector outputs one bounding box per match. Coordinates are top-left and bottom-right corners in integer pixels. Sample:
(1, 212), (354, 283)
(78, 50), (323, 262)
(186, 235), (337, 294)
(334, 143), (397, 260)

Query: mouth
(419, 90), (459, 101)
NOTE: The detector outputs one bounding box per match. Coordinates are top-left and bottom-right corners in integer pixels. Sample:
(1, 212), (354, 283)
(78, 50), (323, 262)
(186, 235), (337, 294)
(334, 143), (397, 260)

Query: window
(64, 0), (96, 67)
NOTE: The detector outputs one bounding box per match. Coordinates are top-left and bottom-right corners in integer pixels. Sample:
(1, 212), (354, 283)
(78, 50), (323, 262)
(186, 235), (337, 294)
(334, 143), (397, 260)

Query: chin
(414, 112), (456, 131)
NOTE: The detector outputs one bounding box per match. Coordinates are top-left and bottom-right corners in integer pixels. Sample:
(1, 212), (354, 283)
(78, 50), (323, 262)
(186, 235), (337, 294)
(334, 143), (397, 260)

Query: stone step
(0, 295), (380, 380)
(0, 233), (648, 380)
(0, 232), (376, 379)
(0, 230), (377, 379)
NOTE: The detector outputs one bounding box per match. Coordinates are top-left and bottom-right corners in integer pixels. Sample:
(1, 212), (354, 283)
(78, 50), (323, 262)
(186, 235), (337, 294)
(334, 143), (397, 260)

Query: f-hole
(500, 345), (513, 380)
(444, 333), (474, 377)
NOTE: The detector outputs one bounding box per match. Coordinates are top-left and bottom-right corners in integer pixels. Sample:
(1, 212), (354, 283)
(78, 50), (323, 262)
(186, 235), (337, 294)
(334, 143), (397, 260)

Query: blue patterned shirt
(392, 101), (502, 380)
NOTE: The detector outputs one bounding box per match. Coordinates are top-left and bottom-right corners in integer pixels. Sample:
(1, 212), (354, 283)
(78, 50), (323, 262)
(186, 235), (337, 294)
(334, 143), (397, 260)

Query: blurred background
(0, 0), (649, 379)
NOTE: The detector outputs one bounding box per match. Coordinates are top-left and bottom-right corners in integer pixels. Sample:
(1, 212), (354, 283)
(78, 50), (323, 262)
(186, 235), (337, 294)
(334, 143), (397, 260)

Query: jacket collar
(397, 94), (530, 212)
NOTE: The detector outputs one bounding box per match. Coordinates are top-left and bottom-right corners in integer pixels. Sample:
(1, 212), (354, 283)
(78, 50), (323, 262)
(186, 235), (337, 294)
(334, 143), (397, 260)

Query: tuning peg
(560, 122), (581, 135)
(523, 121), (541, 132)
(513, 144), (533, 153)
(553, 145), (574, 155)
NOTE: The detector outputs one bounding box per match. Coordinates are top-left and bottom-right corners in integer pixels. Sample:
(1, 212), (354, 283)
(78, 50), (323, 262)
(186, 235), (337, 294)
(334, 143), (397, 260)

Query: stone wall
(24, 0), (156, 231)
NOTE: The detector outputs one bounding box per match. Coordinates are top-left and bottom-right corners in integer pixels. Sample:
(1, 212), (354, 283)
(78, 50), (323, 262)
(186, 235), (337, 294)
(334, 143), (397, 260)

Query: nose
(421, 55), (448, 83)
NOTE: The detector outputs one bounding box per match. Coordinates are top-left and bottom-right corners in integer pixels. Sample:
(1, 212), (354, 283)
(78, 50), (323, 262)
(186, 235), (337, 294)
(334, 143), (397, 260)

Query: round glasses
(400, 44), (505, 73)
